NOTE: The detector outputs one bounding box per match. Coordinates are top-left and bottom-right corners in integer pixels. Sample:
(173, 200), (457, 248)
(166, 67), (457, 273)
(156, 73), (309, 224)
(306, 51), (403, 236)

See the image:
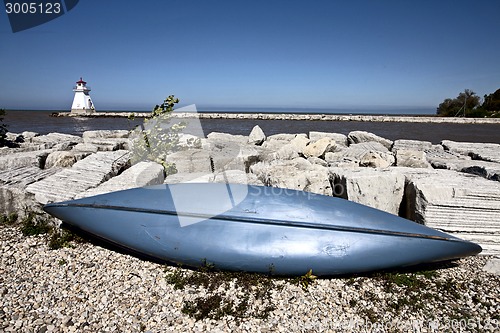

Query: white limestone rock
(273, 144), (300, 161)
(342, 142), (395, 167)
(302, 137), (336, 158)
(31, 133), (83, 147)
(483, 258), (500, 276)
(392, 139), (432, 152)
(209, 143), (261, 172)
(309, 131), (348, 147)
(248, 125), (266, 145)
(404, 169), (500, 255)
(250, 158), (332, 196)
(165, 172), (214, 184)
(82, 130), (129, 139)
(441, 140), (500, 163)
(72, 143), (99, 153)
(329, 167), (406, 215)
(426, 148), (500, 181)
(25, 150), (131, 204)
(289, 135), (310, 154)
(348, 131), (393, 150)
(207, 132), (248, 145)
(45, 151), (91, 168)
(167, 149), (212, 174)
(395, 150), (432, 168)
(77, 161), (164, 198)
(0, 149), (53, 170)
(0, 166), (60, 216)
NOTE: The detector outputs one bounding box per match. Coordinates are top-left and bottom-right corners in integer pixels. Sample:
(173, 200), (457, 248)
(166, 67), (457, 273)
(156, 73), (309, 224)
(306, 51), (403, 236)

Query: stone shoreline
(53, 111), (500, 124)
(3, 126), (498, 253)
(1, 126), (500, 331)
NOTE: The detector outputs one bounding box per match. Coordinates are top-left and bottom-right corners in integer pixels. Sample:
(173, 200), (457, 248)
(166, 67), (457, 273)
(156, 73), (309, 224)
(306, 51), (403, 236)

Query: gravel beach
(1, 126), (500, 332)
(1, 226), (499, 333)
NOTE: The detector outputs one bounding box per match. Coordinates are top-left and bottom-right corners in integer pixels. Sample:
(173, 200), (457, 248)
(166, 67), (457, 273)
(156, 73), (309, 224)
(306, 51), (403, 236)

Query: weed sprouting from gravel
(13, 209), (86, 249)
(0, 213), (18, 226)
(165, 263), (282, 321)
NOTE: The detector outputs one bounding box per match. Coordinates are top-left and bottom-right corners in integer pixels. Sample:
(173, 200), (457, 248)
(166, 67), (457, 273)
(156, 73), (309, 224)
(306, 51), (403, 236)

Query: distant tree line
(437, 88), (500, 118)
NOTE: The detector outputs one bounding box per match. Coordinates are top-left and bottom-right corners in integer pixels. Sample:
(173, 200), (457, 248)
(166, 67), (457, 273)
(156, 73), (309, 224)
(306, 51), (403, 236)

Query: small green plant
(0, 212), (18, 225)
(20, 211), (52, 236)
(48, 228), (85, 250)
(17, 209), (85, 249)
(164, 263), (280, 321)
(58, 259), (67, 266)
(297, 269), (317, 291)
(129, 95), (186, 175)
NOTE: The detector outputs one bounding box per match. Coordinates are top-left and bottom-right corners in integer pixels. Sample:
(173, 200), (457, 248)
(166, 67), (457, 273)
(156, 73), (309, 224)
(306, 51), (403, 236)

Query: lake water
(3, 110), (500, 144)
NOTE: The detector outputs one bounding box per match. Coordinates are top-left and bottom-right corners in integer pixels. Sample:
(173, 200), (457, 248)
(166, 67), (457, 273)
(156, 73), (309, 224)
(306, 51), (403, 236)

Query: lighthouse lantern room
(71, 77), (95, 114)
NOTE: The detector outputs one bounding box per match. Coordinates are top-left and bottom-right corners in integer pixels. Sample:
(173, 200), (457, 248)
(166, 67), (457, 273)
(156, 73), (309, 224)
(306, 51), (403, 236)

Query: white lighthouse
(71, 77), (95, 114)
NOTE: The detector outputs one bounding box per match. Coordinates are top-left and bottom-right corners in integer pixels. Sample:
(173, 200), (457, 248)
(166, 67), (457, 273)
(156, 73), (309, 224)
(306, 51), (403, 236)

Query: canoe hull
(44, 183), (482, 276)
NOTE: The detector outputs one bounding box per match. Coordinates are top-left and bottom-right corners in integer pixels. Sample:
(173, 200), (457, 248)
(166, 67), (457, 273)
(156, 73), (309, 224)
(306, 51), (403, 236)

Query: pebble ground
(1, 227), (499, 333)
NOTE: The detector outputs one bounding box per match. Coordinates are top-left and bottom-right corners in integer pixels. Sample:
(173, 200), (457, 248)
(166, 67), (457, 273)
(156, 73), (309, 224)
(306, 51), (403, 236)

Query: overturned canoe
(43, 183), (481, 276)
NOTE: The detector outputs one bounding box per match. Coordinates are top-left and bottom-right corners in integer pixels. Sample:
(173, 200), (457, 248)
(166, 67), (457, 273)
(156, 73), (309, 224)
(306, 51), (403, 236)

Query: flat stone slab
(442, 140), (500, 163)
(0, 166), (60, 188)
(76, 161), (164, 198)
(309, 131), (348, 147)
(392, 139), (432, 152)
(405, 169), (500, 255)
(348, 131), (393, 150)
(0, 149), (53, 170)
(0, 166), (61, 215)
(26, 151), (131, 204)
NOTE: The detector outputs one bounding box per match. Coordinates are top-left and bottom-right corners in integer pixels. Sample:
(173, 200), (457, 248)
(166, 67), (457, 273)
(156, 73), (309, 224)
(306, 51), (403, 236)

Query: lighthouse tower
(71, 77), (95, 114)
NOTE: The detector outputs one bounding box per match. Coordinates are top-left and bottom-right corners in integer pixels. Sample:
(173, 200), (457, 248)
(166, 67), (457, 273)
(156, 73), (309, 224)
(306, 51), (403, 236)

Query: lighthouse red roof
(76, 77), (87, 84)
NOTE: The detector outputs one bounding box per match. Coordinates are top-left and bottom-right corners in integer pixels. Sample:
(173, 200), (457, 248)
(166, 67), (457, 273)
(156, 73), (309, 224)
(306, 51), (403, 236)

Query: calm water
(4, 110), (500, 144)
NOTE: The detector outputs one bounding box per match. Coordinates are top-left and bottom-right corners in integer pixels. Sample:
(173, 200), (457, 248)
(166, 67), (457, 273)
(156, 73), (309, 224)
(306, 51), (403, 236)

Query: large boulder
(392, 139), (432, 152)
(404, 169), (500, 255)
(289, 134), (310, 154)
(0, 166), (60, 216)
(31, 132), (83, 148)
(209, 142), (262, 172)
(45, 151), (91, 168)
(166, 149), (212, 174)
(0, 149), (53, 170)
(82, 130), (129, 139)
(165, 170), (262, 186)
(261, 133), (301, 151)
(250, 158), (332, 196)
(76, 161), (165, 198)
(340, 142), (395, 168)
(426, 148), (500, 181)
(302, 137), (336, 158)
(348, 131), (393, 150)
(207, 132), (248, 145)
(26, 150), (131, 204)
(395, 150), (432, 168)
(309, 131), (348, 147)
(248, 125), (266, 145)
(82, 130), (130, 151)
(442, 140), (500, 163)
(329, 167), (406, 215)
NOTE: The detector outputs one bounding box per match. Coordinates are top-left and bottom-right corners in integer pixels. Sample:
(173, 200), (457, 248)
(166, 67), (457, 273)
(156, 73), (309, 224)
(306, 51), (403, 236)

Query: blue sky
(1, 0), (499, 112)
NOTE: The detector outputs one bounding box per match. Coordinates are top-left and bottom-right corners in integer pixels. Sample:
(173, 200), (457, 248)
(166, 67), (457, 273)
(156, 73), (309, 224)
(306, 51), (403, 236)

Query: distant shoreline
(52, 111), (500, 124)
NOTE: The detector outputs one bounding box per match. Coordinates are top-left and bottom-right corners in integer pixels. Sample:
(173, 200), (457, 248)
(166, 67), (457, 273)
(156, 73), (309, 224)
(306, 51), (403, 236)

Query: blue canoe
(43, 183), (481, 276)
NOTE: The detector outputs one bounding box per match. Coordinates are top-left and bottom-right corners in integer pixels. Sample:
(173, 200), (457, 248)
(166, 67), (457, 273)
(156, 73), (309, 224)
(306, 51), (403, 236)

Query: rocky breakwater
(1, 126), (499, 260)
